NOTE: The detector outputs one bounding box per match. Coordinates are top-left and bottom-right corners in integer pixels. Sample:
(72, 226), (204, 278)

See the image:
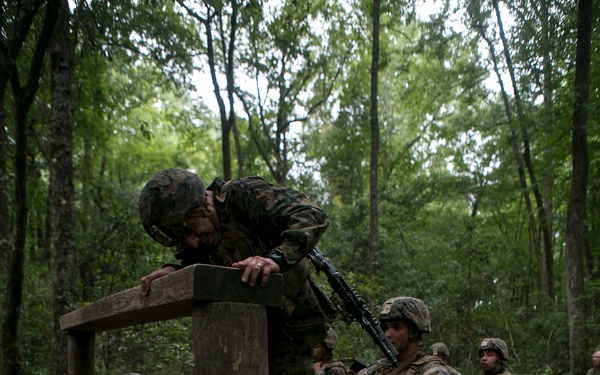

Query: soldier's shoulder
(418, 355), (450, 375)
(324, 364), (349, 375)
(356, 359), (388, 375)
(231, 176), (268, 187)
(356, 365), (377, 375)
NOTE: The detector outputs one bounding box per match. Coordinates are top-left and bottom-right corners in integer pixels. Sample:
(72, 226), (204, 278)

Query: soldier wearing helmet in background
(586, 348), (600, 375)
(313, 327), (349, 375)
(357, 297), (449, 375)
(429, 343), (461, 375)
(138, 169), (334, 375)
(478, 338), (514, 375)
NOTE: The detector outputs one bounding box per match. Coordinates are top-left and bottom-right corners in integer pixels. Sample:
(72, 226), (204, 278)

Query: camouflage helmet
(321, 328), (337, 350)
(430, 342), (450, 358)
(323, 328), (338, 350)
(139, 169), (205, 247)
(379, 297), (431, 333)
(479, 338), (509, 361)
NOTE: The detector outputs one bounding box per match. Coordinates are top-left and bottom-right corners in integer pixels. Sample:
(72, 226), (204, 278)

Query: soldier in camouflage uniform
(357, 297), (449, 375)
(313, 327), (349, 375)
(138, 169), (333, 374)
(586, 349), (600, 375)
(478, 338), (514, 375)
(429, 343), (461, 375)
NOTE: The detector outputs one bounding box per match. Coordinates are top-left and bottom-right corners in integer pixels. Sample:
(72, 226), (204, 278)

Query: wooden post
(193, 302), (269, 375)
(60, 264), (283, 374)
(67, 330), (95, 375)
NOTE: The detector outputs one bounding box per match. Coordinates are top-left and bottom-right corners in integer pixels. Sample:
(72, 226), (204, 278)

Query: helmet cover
(139, 168), (205, 247)
(430, 342), (450, 358)
(323, 328), (338, 350)
(479, 338), (509, 361)
(379, 296), (431, 333)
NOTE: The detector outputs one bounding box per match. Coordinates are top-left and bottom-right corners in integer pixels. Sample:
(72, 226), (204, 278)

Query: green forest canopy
(0, 0), (599, 374)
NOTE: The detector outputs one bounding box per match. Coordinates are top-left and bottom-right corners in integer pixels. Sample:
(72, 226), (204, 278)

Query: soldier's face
(181, 215), (218, 249)
(312, 342), (326, 362)
(381, 321), (411, 352)
(593, 351), (600, 368)
(480, 350), (501, 373)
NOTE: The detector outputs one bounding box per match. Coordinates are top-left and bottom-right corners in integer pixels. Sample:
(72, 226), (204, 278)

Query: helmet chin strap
(206, 211), (221, 243)
(200, 195), (221, 242)
(397, 332), (421, 354)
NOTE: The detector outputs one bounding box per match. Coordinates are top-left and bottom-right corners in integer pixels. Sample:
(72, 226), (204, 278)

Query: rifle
(308, 247), (399, 367)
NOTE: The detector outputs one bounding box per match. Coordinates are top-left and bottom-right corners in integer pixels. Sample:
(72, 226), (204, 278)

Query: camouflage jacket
(316, 359), (349, 375)
(176, 176), (330, 319)
(483, 366), (514, 375)
(357, 352), (450, 375)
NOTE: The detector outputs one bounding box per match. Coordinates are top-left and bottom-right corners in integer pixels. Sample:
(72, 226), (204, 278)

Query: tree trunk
(540, 0), (555, 300)
(368, 0), (380, 276)
(205, 7), (232, 181)
(1, 2), (58, 373)
(0, 79), (8, 269)
(227, 0), (242, 178)
(477, 27), (539, 297)
(1, 104), (28, 375)
(50, 0), (77, 372)
(493, 0), (554, 297)
(565, 0), (592, 372)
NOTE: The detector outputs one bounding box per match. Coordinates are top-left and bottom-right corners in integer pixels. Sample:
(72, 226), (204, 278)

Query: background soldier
(430, 342), (461, 375)
(313, 327), (349, 375)
(587, 348), (600, 375)
(478, 338), (514, 375)
(357, 296), (449, 375)
(138, 169), (333, 375)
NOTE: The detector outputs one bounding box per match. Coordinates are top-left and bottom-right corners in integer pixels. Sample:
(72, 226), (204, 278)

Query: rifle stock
(308, 247), (399, 367)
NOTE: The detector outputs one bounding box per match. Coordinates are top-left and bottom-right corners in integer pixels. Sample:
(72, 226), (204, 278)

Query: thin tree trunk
(565, 0), (592, 372)
(50, 0), (77, 372)
(207, 13), (233, 181)
(44, 183), (53, 265)
(176, 0), (234, 180)
(2, 103), (29, 375)
(0, 80), (9, 268)
(1, 2), (58, 373)
(81, 139), (95, 301)
(226, 0), (242, 178)
(478, 29), (539, 295)
(540, 0), (555, 299)
(369, 0), (380, 275)
(492, 0), (554, 296)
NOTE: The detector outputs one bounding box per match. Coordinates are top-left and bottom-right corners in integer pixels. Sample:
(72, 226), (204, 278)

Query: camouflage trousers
(268, 279), (328, 375)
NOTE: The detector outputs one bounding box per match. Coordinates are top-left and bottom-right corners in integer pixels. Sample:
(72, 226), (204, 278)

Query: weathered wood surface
(60, 264), (284, 332)
(67, 331), (95, 374)
(192, 303), (269, 374)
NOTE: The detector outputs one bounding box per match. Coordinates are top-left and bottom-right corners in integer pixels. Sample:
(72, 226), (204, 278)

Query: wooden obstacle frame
(60, 264), (284, 375)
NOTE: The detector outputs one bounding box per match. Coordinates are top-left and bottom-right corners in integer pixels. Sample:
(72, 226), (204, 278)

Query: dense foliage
(1, 0), (599, 374)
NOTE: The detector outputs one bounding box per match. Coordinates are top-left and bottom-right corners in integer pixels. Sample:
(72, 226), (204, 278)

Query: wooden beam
(60, 264), (284, 332)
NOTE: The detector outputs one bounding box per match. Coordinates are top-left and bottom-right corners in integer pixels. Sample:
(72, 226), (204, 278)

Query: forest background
(0, 0), (598, 374)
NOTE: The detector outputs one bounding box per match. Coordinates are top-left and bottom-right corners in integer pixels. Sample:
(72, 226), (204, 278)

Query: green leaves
(2, 0), (600, 373)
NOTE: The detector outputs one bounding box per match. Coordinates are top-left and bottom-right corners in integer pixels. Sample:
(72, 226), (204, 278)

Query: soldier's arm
(225, 177), (329, 272)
